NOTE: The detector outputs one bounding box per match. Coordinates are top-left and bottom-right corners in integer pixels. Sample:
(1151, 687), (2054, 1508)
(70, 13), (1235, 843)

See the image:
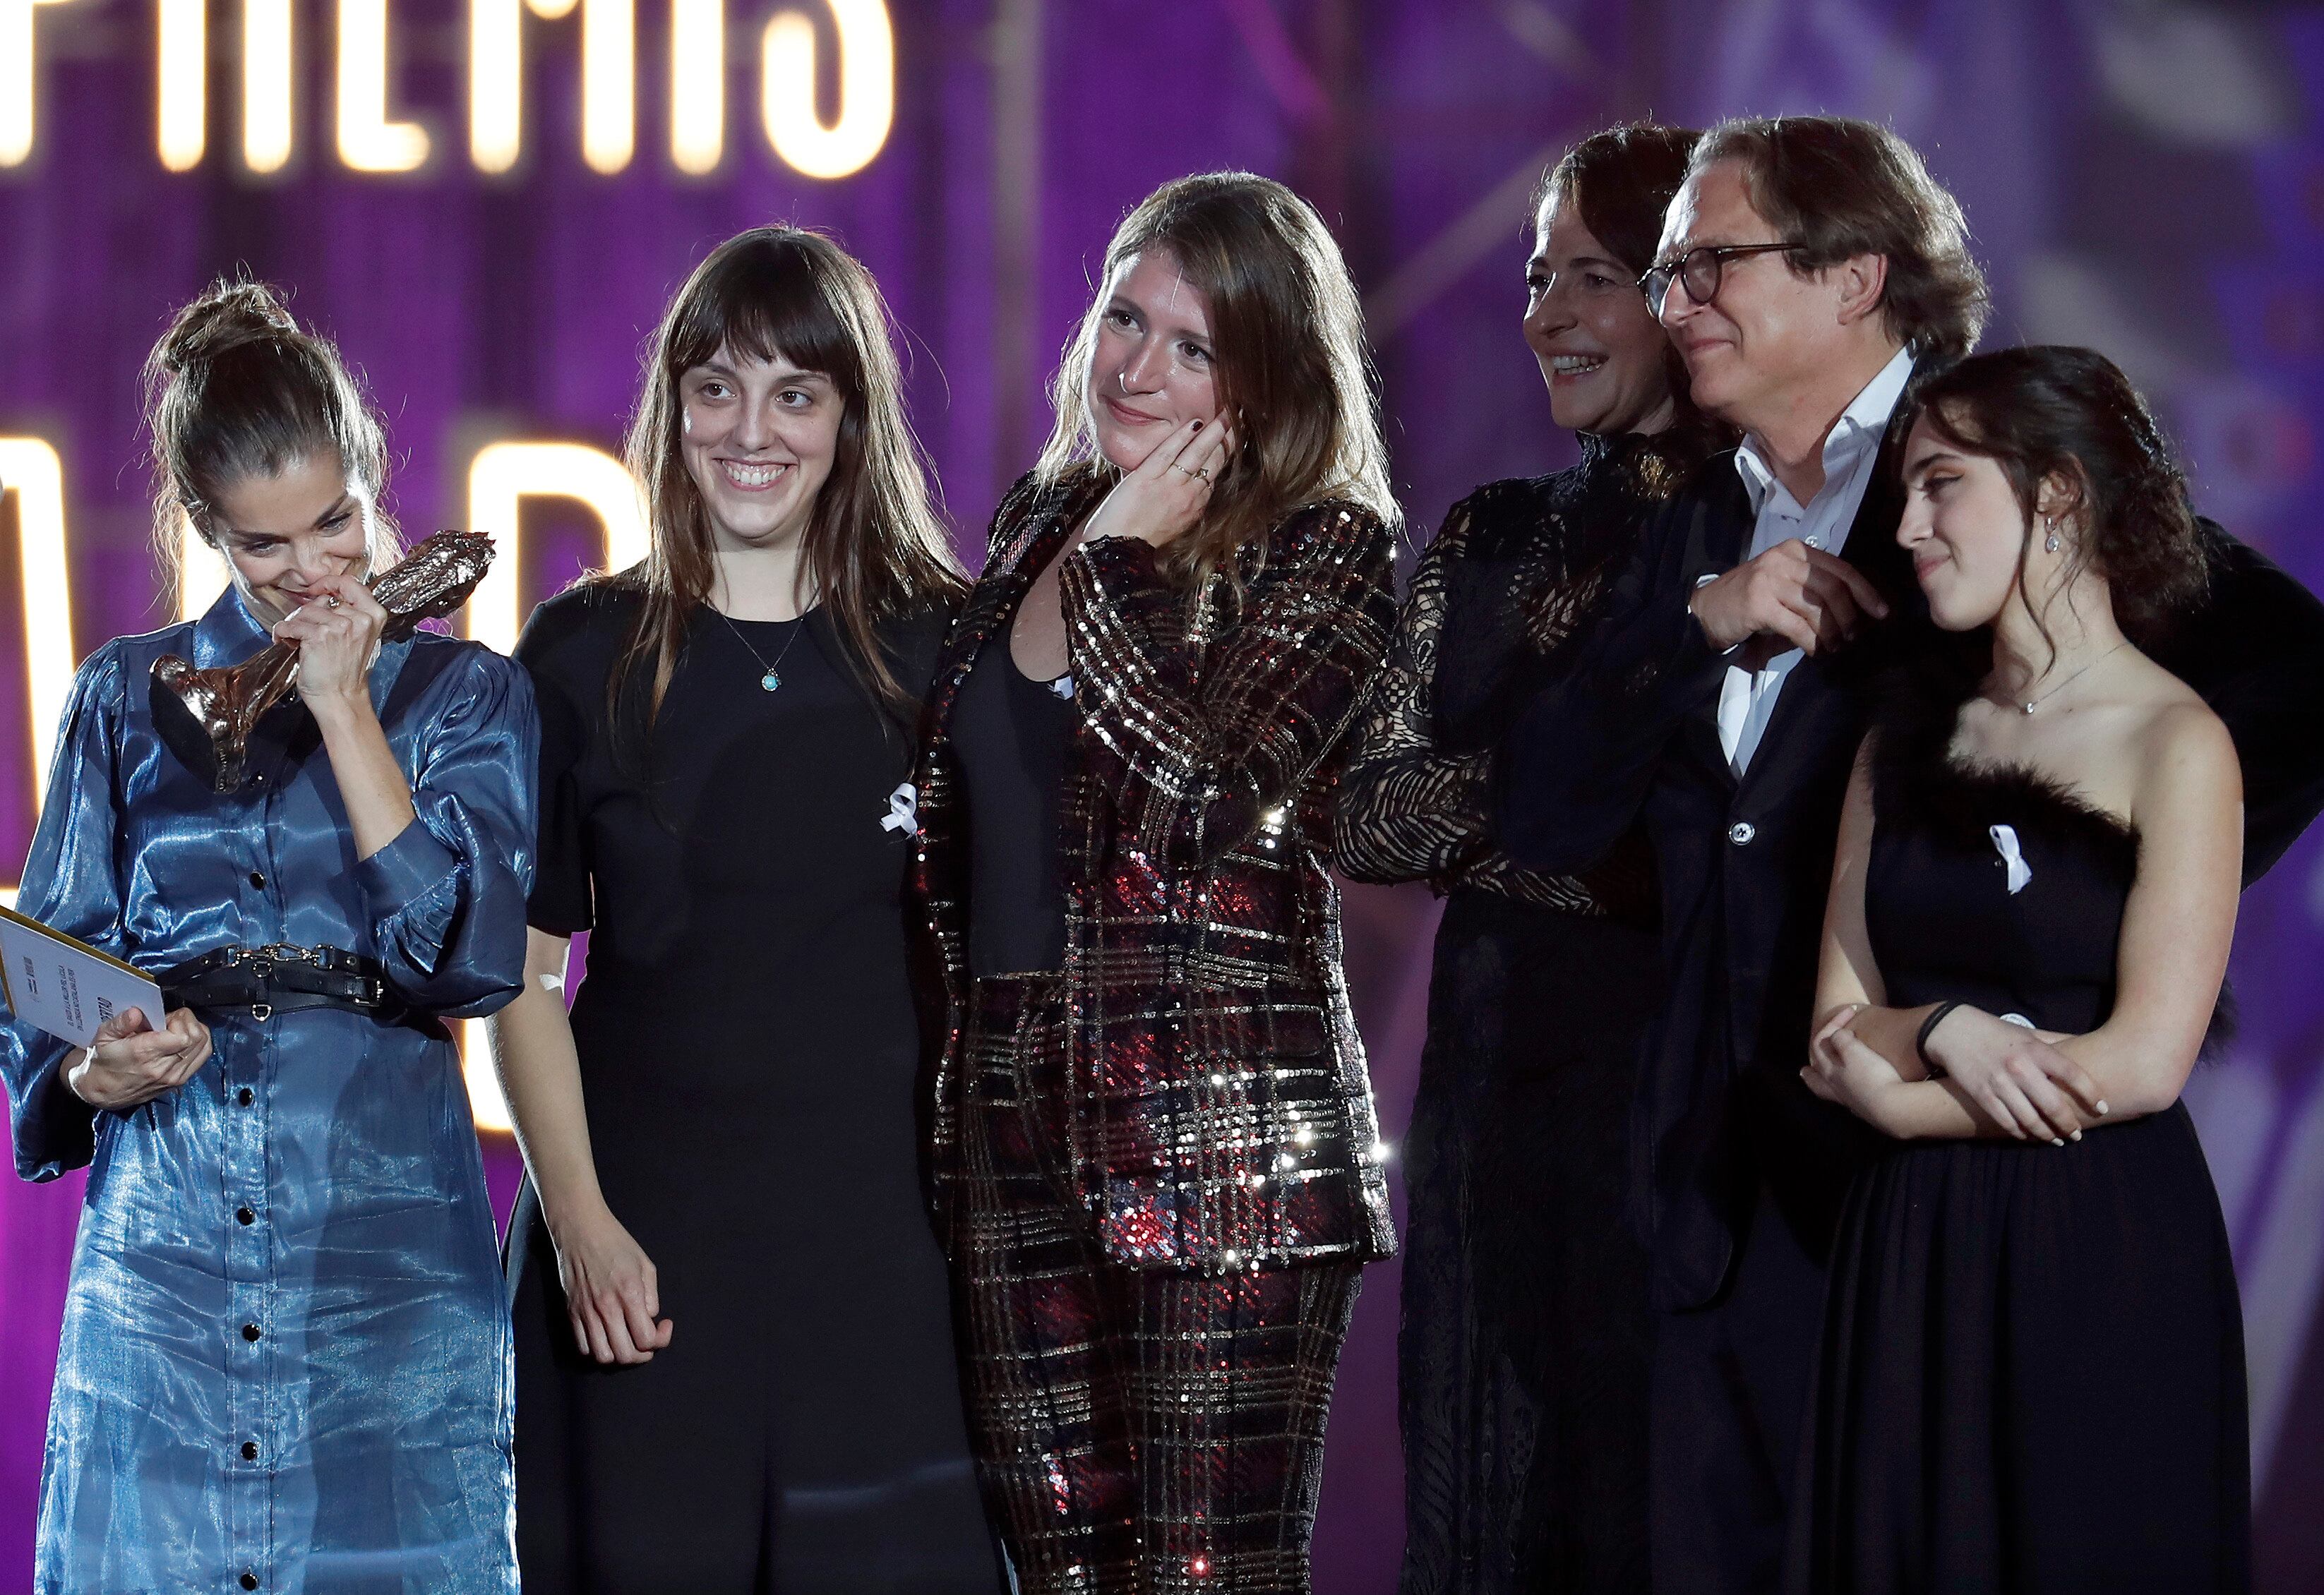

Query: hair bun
(154, 279), (301, 375)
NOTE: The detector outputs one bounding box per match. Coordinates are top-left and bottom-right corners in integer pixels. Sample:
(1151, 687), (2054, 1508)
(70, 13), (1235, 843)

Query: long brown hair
(143, 277), (400, 595)
(610, 226), (964, 740)
(1035, 172), (1398, 586)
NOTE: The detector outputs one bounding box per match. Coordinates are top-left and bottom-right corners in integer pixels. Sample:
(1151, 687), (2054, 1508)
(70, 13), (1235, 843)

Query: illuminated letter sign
(669, 0), (722, 175)
(1, 0), (80, 169)
(244, 0), (294, 172)
(468, 0), (522, 171)
(156, 0), (205, 171)
(464, 441), (647, 652)
(0, 439), (76, 802)
(762, 0), (892, 181)
(0, 0), (31, 169)
(578, 0), (633, 174)
(468, 0), (637, 176)
(10, 0), (896, 178)
(459, 441), (647, 1129)
(337, 0), (431, 171)
(176, 510), (233, 623)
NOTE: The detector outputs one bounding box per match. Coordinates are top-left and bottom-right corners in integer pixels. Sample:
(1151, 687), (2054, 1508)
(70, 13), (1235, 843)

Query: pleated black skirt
(1789, 1102), (2251, 1594)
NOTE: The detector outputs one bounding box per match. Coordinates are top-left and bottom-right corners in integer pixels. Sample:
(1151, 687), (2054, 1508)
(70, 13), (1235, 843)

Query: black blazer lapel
(1675, 458), (1756, 786)
(1835, 430), (1915, 615)
(1691, 452), (1756, 573)
(1732, 428), (1915, 807)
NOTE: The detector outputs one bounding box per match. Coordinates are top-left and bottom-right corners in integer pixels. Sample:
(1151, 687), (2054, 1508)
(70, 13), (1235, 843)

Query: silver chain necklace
(2001, 640), (2127, 716)
(714, 607), (808, 692)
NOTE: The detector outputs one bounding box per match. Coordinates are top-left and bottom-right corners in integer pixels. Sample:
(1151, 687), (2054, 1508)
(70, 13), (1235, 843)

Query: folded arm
(1808, 710), (2241, 1140)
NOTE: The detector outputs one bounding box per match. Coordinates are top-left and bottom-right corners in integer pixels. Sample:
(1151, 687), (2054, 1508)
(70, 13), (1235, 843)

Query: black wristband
(1915, 1000), (1965, 1078)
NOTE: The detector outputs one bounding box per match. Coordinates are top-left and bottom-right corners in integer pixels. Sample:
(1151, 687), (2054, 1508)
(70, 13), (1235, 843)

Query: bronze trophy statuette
(150, 529), (496, 793)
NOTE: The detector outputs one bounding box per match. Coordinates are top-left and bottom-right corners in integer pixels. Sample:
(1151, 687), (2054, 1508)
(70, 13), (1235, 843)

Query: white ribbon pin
(1989, 824), (2032, 895)
(882, 781), (918, 835)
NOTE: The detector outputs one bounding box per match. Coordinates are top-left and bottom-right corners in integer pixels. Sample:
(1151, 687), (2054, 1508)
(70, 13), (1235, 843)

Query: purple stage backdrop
(6, 1), (2324, 1588)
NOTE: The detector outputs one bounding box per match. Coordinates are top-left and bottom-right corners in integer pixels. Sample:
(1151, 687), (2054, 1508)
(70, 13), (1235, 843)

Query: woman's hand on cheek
(1084, 417), (1235, 548)
(272, 574), (388, 709)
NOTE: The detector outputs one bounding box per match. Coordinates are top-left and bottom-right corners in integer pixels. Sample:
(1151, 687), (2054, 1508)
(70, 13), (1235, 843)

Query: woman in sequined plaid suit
(910, 173), (1401, 1594)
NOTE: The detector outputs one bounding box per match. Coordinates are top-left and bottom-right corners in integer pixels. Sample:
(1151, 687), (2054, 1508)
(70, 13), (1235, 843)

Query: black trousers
(1646, 1176), (1829, 1595)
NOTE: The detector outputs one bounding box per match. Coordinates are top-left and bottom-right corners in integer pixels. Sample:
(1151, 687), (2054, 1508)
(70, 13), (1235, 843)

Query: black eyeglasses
(1639, 242), (1803, 317)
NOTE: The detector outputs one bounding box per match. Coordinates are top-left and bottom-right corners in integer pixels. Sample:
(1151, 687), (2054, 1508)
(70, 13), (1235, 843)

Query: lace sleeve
(1331, 507), (1499, 886)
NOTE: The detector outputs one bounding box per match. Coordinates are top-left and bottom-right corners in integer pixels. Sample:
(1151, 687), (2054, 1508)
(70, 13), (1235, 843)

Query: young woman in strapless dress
(1792, 346), (2251, 1593)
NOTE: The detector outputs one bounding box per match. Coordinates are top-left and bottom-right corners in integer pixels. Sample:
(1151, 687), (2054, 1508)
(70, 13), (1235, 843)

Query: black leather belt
(162, 944), (406, 1024)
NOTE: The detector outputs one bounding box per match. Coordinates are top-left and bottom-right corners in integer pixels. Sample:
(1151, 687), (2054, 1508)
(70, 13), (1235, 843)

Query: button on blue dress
(0, 589), (537, 1595)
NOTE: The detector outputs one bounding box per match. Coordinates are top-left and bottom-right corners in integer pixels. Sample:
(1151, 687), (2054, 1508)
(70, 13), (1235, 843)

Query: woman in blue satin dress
(0, 281), (536, 1594)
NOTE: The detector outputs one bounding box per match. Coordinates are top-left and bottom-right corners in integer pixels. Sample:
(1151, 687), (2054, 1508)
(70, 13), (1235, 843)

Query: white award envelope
(0, 905), (169, 1050)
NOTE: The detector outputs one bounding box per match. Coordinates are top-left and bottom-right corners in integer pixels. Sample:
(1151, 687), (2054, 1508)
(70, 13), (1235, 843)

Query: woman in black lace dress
(1795, 348), (2251, 1591)
(1335, 126), (1725, 1594)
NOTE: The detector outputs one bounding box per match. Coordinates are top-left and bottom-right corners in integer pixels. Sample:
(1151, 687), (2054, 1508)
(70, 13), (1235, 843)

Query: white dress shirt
(1715, 346), (1915, 774)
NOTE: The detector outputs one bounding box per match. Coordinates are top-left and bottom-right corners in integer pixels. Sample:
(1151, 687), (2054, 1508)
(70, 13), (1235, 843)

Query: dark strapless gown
(1787, 687), (2251, 1594)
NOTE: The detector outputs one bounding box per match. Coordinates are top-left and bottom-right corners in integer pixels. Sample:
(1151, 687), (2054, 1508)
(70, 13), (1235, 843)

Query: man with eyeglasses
(1501, 114), (2324, 1594)
(1495, 117), (1975, 1595)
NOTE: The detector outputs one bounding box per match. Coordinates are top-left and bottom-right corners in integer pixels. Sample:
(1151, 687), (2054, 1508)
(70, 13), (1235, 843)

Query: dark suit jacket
(1499, 440), (2324, 1311)
(911, 468), (1401, 1273)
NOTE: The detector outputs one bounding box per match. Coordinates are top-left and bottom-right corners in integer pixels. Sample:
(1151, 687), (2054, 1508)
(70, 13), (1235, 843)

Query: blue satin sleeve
(358, 647), (538, 1017)
(0, 644), (129, 1181)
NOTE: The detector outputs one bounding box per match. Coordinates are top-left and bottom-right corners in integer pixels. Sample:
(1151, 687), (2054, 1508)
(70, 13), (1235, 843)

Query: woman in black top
(1334, 126), (1724, 1594)
(489, 228), (998, 1593)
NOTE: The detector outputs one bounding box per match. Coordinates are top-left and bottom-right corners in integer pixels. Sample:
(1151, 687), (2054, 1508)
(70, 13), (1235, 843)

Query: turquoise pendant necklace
(716, 607), (807, 692)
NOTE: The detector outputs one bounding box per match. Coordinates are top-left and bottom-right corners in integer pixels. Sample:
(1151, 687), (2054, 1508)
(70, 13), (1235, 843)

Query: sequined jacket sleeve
(358, 643), (539, 1018)
(0, 646), (127, 1179)
(1060, 503), (1398, 867)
